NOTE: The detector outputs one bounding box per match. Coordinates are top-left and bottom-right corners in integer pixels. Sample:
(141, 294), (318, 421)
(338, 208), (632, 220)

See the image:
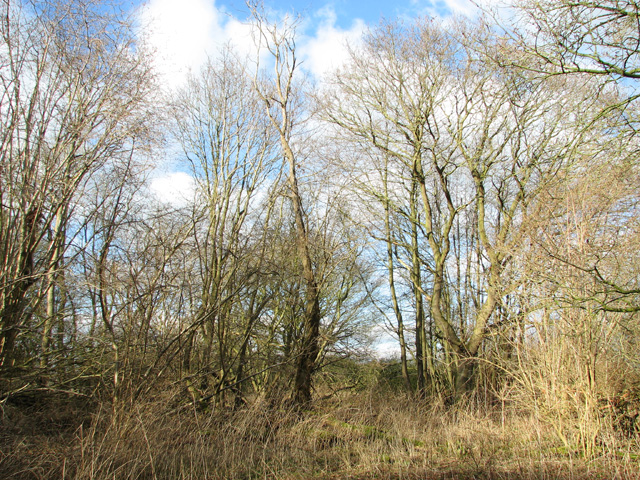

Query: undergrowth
(1, 381), (639, 480)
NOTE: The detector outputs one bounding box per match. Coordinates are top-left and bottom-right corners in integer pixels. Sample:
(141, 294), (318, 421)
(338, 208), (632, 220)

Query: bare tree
(506, 0), (640, 311)
(249, 7), (323, 405)
(0, 0), (154, 378)
(324, 17), (615, 395)
(160, 47), (286, 408)
(513, 0), (640, 83)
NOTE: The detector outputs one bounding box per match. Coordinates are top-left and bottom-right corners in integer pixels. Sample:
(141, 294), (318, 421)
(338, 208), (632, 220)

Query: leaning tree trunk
(282, 140), (321, 406)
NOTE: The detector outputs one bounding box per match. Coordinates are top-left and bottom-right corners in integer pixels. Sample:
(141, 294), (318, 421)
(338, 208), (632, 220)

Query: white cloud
(140, 0), (218, 88)
(367, 323), (402, 359)
(300, 7), (366, 80)
(139, 0), (372, 88)
(442, 0), (486, 16)
(150, 171), (196, 207)
(139, 0), (257, 90)
(374, 339), (401, 359)
(222, 16), (260, 61)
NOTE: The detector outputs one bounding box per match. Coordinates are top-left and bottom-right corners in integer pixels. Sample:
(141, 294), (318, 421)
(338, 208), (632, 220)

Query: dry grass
(1, 383), (639, 479)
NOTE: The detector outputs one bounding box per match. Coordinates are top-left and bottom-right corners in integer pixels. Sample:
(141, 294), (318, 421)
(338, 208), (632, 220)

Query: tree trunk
(284, 141), (321, 406)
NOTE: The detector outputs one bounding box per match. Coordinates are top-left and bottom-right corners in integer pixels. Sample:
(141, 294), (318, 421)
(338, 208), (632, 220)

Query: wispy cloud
(403, 0), (508, 19)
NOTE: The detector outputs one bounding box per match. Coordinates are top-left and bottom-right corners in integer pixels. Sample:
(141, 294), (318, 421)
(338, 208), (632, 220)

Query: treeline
(1, 0), (640, 461)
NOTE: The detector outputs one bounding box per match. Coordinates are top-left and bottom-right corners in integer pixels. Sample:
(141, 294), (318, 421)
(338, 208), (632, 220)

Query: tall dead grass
(1, 380), (639, 479)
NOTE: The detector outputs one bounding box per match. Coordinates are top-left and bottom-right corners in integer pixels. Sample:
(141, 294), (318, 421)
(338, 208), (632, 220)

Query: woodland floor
(1, 384), (640, 480)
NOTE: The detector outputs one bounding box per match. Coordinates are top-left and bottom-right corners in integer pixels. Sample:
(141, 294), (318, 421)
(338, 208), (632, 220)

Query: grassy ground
(1, 383), (639, 480)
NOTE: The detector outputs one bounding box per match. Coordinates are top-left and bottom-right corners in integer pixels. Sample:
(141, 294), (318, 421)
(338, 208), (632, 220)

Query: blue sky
(214, 0), (471, 28)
